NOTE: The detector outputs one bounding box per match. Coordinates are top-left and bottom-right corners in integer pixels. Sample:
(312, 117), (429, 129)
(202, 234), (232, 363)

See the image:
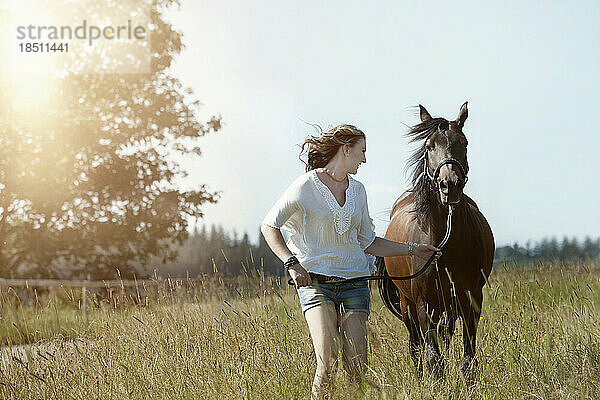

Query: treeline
(145, 228), (600, 278)
(142, 224), (282, 278)
(494, 236), (600, 266)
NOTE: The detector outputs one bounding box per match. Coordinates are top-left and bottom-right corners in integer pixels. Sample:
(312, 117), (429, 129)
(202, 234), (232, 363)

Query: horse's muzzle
(439, 178), (464, 205)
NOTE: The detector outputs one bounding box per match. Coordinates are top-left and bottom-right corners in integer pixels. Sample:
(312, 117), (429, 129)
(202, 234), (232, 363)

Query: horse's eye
(426, 144), (434, 151)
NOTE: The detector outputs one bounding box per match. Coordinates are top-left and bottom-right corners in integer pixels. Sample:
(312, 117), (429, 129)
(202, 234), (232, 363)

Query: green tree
(0, 0), (221, 279)
(582, 237), (599, 261)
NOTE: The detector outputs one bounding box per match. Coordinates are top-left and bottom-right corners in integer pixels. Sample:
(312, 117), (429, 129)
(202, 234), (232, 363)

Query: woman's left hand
(414, 243), (442, 262)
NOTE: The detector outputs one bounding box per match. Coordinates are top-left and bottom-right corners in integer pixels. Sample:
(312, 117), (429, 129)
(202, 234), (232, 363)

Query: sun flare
(1, 1), (63, 110)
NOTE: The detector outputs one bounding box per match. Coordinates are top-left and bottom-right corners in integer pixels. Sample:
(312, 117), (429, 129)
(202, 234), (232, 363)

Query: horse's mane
(406, 117), (450, 223)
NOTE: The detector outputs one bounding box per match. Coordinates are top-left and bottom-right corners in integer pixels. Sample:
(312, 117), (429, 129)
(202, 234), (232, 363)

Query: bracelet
(407, 242), (414, 257)
(284, 255), (299, 269)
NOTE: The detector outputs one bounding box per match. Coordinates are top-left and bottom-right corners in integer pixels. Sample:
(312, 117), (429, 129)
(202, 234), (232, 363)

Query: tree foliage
(0, 0), (221, 279)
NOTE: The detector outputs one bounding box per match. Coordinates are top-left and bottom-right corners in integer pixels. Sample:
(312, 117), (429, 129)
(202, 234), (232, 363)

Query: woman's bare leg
(340, 311), (368, 380)
(304, 303), (340, 399)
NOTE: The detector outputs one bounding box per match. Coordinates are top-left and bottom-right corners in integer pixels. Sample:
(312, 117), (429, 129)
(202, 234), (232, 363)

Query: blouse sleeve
(261, 182), (301, 229)
(357, 185), (376, 250)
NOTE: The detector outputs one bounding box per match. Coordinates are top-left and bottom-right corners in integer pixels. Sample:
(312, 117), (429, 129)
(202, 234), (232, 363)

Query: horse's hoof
(461, 356), (478, 385)
(426, 353), (445, 380)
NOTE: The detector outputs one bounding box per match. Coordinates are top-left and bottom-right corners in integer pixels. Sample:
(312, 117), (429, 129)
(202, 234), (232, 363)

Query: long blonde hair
(298, 124), (365, 172)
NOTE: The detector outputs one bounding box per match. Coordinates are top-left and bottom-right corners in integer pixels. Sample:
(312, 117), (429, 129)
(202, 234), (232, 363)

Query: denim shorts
(296, 280), (370, 315)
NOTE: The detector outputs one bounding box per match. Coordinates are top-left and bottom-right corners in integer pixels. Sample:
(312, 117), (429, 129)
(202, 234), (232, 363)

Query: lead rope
(287, 205), (454, 286)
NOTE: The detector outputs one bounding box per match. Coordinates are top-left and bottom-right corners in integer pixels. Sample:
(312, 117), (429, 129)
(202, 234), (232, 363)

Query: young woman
(260, 124), (440, 398)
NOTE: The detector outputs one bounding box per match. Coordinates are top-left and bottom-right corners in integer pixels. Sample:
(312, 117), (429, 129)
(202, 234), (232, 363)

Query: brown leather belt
(308, 272), (347, 284)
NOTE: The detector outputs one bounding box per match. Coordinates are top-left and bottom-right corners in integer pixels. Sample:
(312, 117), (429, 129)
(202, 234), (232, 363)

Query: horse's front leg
(439, 311), (456, 352)
(417, 300), (444, 379)
(460, 290), (482, 384)
(404, 301), (423, 377)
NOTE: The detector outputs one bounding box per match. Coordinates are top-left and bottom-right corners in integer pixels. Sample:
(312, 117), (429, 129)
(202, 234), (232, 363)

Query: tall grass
(1, 265), (598, 399)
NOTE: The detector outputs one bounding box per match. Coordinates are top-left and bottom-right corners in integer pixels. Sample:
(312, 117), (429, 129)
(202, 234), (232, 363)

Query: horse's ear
(419, 104), (432, 122)
(456, 102), (468, 129)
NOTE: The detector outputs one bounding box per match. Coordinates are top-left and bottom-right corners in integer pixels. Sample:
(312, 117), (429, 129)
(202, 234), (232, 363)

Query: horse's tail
(376, 256), (404, 321)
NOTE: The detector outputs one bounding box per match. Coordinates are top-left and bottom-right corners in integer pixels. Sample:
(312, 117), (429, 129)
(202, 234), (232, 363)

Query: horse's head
(410, 103), (469, 207)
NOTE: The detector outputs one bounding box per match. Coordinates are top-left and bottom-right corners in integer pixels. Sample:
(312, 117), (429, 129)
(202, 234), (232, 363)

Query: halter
(424, 150), (469, 189)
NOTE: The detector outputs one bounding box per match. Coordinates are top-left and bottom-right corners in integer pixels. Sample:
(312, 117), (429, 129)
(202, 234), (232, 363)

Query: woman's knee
(340, 311), (368, 361)
(341, 311), (368, 340)
(305, 304), (340, 346)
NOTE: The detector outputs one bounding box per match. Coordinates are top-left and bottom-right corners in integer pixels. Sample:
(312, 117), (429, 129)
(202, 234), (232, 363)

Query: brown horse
(377, 102), (494, 381)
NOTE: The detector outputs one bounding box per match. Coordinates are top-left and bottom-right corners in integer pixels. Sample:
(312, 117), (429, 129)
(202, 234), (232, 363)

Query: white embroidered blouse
(262, 169), (377, 278)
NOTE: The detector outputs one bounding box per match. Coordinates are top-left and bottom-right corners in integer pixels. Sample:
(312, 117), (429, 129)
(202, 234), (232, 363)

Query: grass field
(1, 265), (599, 399)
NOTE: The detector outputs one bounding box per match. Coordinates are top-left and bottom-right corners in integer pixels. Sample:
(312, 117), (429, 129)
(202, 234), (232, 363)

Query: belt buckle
(321, 275), (346, 284)
(309, 273), (344, 284)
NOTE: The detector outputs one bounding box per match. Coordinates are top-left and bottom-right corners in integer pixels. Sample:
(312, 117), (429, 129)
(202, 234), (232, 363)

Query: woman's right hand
(288, 263), (312, 287)
(413, 243), (442, 262)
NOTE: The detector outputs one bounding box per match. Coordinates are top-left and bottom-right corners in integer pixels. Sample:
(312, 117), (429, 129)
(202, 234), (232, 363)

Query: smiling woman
(260, 124), (439, 399)
(298, 125), (366, 175)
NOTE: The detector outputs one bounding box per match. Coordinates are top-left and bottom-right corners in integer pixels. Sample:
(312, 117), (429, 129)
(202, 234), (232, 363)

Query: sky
(165, 0), (600, 247)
